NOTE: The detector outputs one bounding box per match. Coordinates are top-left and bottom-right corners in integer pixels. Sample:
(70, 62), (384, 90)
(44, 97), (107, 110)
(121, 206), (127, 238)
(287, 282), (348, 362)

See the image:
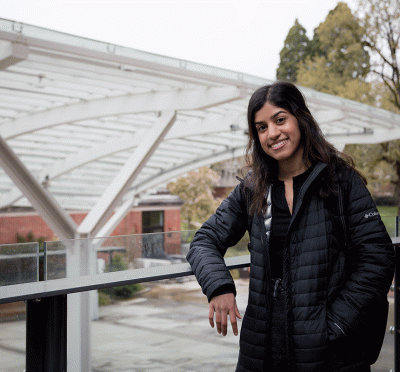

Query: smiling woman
(187, 81), (395, 372)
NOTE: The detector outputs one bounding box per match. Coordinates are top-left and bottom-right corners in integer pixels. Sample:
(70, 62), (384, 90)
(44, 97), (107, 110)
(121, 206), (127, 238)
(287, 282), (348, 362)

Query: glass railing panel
(45, 230), (250, 280)
(94, 230), (249, 274)
(45, 240), (68, 280)
(96, 231), (193, 274)
(0, 242), (39, 286)
(45, 231), (202, 280)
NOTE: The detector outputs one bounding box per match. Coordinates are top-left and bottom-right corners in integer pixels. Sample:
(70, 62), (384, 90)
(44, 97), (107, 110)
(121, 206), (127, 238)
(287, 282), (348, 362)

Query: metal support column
(395, 244), (399, 372)
(26, 295), (67, 372)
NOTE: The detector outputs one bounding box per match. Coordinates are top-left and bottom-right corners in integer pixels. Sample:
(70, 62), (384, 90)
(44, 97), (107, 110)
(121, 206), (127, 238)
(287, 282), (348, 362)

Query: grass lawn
(377, 205), (398, 237)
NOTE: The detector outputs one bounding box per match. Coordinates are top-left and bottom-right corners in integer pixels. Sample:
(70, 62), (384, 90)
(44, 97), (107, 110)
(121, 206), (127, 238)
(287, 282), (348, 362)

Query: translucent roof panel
(0, 18), (399, 239)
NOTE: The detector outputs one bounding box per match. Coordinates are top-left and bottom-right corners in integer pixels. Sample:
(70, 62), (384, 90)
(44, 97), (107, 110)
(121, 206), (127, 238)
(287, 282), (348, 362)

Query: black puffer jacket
(187, 163), (395, 372)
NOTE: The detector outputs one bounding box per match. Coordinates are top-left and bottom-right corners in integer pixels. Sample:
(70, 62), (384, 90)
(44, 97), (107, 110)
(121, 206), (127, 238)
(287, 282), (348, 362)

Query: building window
(142, 211), (164, 234)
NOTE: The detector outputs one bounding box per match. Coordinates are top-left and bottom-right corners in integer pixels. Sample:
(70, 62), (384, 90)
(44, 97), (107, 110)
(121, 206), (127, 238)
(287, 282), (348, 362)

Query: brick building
(0, 195), (183, 247)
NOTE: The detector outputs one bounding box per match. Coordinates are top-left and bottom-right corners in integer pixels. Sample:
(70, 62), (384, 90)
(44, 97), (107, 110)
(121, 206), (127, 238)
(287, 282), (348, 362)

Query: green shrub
(101, 283), (143, 300)
(99, 253), (144, 301)
(98, 291), (112, 306)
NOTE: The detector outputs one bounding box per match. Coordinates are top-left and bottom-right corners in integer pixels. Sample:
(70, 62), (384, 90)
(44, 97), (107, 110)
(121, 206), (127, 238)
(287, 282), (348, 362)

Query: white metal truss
(0, 135), (77, 239)
(0, 18), (400, 238)
(77, 110), (177, 236)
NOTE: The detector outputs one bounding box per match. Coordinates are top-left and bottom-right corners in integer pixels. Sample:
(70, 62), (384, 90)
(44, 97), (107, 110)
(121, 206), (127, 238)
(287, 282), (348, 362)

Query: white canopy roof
(0, 18), (399, 239)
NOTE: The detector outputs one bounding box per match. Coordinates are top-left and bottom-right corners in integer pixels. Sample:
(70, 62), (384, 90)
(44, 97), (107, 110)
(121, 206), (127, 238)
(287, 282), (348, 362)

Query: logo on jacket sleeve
(364, 211), (380, 219)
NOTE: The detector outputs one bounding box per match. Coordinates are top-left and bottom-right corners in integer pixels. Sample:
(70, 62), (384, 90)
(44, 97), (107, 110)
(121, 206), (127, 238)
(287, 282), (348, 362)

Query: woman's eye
(257, 125), (267, 132)
(276, 117), (285, 124)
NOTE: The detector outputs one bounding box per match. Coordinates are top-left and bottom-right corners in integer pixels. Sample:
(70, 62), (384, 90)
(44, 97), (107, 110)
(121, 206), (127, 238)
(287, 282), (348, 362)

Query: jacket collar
(290, 162), (327, 223)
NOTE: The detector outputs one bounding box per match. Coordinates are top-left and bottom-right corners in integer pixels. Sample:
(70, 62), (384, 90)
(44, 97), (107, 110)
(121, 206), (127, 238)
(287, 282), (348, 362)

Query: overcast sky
(2, 0), (356, 80)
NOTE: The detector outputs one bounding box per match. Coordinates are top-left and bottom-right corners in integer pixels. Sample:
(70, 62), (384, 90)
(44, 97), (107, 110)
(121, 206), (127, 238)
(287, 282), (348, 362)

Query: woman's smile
(270, 139), (289, 150)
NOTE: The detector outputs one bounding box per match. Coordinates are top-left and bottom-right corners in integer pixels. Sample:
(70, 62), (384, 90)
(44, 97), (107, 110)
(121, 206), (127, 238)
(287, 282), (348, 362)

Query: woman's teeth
(271, 140), (288, 149)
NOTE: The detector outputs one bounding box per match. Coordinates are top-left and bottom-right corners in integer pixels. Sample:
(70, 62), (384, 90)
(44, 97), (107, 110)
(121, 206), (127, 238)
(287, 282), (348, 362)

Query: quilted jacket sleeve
(186, 182), (249, 301)
(327, 170), (396, 341)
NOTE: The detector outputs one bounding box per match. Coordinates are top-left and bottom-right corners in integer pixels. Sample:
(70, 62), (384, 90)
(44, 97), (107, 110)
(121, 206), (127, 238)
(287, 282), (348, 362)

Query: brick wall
(164, 209), (182, 254)
(0, 207), (181, 245)
(0, 212), (56, 244)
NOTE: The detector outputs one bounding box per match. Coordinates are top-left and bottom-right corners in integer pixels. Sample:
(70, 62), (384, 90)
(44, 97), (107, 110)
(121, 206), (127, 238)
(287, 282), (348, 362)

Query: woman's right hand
(209, 293), (241, 336)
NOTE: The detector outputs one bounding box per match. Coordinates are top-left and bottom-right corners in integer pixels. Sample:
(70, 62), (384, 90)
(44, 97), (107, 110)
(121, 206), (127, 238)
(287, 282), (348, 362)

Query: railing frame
(0, 241), (398, 372)
(395, 239), (400, 372)
(0, 256), (249, 372)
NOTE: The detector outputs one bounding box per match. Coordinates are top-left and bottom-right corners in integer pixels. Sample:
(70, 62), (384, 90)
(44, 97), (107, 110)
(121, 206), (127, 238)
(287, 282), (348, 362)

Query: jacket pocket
(328, 297), (389, 365)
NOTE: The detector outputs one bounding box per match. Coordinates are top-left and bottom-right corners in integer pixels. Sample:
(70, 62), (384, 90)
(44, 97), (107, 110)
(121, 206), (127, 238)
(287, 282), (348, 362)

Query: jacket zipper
(272, 278), (282, 298)
(338, 186), (348, 247)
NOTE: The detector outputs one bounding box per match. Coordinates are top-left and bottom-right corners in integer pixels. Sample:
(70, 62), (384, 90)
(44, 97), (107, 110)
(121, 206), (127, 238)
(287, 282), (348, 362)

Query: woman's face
(254, 101), (303, 167)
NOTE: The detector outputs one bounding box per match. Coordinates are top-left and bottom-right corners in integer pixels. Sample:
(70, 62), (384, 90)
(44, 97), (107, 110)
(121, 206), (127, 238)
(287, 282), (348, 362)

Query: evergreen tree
(276, 19), (310, 82)
(297, 2), (372, 102)
(315, 2), (370, 80)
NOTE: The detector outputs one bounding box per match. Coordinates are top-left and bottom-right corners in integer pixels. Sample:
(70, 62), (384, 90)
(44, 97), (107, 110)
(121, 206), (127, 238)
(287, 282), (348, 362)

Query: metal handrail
(0, 255), (250, 304)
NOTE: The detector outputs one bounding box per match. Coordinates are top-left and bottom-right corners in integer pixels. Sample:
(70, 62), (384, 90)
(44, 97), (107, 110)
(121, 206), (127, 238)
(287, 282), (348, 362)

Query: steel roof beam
(301, 87), (399, 126)
(0, 41), (29, 70)
(95, 145), (246, 238)
(77, 111), (177, 236)
(41, 132), (142, 180)
(0, 135), (77, 239)
(166, 113), (245, 139)
(1, 86), (245, 139)
(313, 109), (344, 124)
(0, 112), (245, 208)
(336, 128), (400, 144)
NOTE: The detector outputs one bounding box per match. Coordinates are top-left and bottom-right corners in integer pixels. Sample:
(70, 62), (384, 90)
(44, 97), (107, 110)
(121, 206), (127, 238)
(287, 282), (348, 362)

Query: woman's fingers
(216, 308), (224, 334)
(230, 303), (242, 336)
(209, 304), (215, 328)
(208, 293), (241, 336)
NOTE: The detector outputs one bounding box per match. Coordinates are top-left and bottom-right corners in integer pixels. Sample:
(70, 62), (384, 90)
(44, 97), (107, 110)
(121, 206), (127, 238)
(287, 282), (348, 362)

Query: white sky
(1, 0), (357, 80)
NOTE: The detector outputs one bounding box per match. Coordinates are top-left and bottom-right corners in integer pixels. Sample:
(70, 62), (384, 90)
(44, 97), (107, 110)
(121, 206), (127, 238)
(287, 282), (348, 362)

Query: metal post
(26, 295), (67, 372)
(40, 241), (47, 282)
(396, 216), (400, 237)
(396, 245), (400, 372)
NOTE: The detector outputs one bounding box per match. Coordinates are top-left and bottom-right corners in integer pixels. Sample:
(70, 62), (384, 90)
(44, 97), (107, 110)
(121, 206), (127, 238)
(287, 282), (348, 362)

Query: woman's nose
(268, 124), (280, 139)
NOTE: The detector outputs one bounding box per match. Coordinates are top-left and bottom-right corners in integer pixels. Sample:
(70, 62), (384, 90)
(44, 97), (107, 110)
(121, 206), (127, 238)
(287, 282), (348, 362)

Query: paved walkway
(91, 279), (248, 372)
(0, 278), (396, 371)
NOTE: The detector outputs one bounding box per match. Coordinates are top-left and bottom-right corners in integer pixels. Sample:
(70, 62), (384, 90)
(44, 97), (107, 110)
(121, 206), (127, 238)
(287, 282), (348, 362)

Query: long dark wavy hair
(244, 81), (364, 215)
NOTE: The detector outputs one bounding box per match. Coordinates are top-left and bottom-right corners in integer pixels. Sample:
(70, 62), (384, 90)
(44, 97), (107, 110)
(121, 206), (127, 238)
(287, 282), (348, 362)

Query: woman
(187, 81), (395, 372)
